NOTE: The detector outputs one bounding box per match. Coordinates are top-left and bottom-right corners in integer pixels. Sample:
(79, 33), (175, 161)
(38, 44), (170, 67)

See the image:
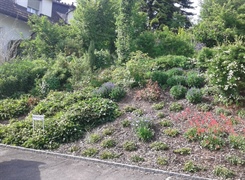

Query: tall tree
(115, 0), (137, 63)
(141, 0), (194, 30)
(194, 0), (245, 47)
(73, 0), (117, 53)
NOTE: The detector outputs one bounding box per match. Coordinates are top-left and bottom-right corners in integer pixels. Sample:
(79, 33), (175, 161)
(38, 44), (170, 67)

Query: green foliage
(170, 85), (187, 100)
(156, 112), (165, 118)
(159, 119), (173, 127)
(207, 43), (245, 103)
(102, 127), (115, 136)
(186, 71), (205, 88)
(228, 135), (245, 151)
(0, 59), (47, 98)
(82, 148), (98, 157)
(196, 47), (217, 70)
(109, 86), (126, 102)
(156, 157), (168, 165)
(41, 55), (72, 92)
(152, 102), (165, 110)
(173, 147), (191, 155)
(101, 139), (116, 148)
(165, 68), (184, 77)
(200, 134), (225, 151)
(226, 155), (245, 166)
(123, 141), (137, 151)
(0, 97), (30, 120)
(150, 142), (169, 151)
(163, 128), (180, 137)
(215, 107), (231, 116)
(167, 75), (187, 87)
(94, 82), (115, 99)
(135, 28), (194, 58)
(87, 133), (102, 144)
(124, 106), (137, 112)
(183, 161), (201, 173)
(238, 109), (245, 118)
(186, 88), (203, 104)
(132, 116), (154, 142)
(214, 166), (235, 179)
(196, 103), (213, 112)
(121, 119), (131, 127)
(100, 151), (119, 159)
(150, 71), (168, 86)
(131, 155), (144, 163)
(21, 15), (81, 58)
(184, 127), (202, 142)
(169, 102), (183, 112)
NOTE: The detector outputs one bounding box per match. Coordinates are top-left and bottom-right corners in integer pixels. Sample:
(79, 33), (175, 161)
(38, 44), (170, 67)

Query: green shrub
(214, 166), (235, 179)
(0, 91), (119, 149)
(87, 133), (102, 143)
(124, 106), (137, 112)
(170, 85), (187, 99)
(150, 142), (169, 151)
(186, 71), (205, 88)
(150, 71), (168, 85)
(101, 139), (116, 148)
(109, 86), (126, 101)
(94, 82), (115, 98)
(123, 141), (137, 151)
(186, 88), (203, 104)
(169, 102), (183, 112)
(183, 161), (201, 173)
(184, 127), (203, 142)
(196, 103), (213, 112)
(131, 155), (144, 163)
(228, 135), (245, 151)
(226, 155), (245, 166)
(167, 75), (187, 87)
(200, 134), (225, 151)
(157, 157), (168, 165)
(121, 119), (131, 127)
(159, 119), (173, 127)
(196, 47), (216, 70)
(173, 147), (191, 155)
(163, 128), (180, 137)
(102, 128), (115, 136)
(152, 102), (165, 110)
(100, 151), (119, 159)
(0, 59), (47, 98)
(0, 97), (30, 120)
(215, 107), (232, 116)
(156, 112), (165, 118)
(166, 68), (184, 77)
(207, 43), (245, 103)
(82, 148), (98, 157)
(238, 109), (245, 118)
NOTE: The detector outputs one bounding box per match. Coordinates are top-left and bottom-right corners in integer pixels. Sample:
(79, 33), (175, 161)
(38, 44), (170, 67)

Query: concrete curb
(0, 143), (212, 180)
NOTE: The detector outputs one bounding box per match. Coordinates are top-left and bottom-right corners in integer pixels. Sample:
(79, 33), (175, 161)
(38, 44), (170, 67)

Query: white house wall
(39, 0), (52, 17)
(0, 14), (31, 63)
(15, 0), (28, 8)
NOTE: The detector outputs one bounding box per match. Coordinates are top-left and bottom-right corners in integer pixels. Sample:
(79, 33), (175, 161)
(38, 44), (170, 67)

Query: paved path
(0, 145), (210, 180)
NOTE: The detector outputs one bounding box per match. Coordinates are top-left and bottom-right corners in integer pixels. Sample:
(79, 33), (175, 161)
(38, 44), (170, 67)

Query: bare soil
(52, 89), (245, 180)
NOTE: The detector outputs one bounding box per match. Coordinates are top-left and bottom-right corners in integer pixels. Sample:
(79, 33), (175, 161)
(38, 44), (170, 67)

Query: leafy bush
(157, 157), (168, 165)
(196, 47), (216, 70)
(173, 147), (191, 155)
(123, 141), (137, 151)
(0, 91), (118, 149)
(159, 119), (173, 127)
(135, 80), (161, 102)
(200, 134), (225, 151)
(101, 139), (116, 148)
(183, 161), (201, 173)
(109, 86), (126, 101)
(228, 135), (245, 151)
(186, 88), (203, 104)
(82, 148), (98, 157)
(150, 71), (168, 85)
(164, 128), (180, 137)
(214, 166), (235, 179)
(131, 155), (144, 163)
(186, 71), (205, 88)
(167, 75), (187, 87)
(207, 43), (245, 103)
(100, 151), (119, 159)
(0, 59), (47, 98)
(0, 97), (30, 120)
(94, 82), (115, 98)
(150, 142), (169, 151)
(152, 102), (165, 110)
(169, 102), (183, 112)
(87, 133), (102, 143)
(170, 85), (187, 99)
(132, 116), (154, 142)
(165, 68), (184, 77)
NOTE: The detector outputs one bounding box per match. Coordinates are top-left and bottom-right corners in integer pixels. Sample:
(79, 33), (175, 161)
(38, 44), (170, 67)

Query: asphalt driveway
(0, 145), (210, 180)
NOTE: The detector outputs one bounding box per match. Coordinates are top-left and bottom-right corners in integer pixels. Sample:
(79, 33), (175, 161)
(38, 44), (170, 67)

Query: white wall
(0, 14), (31, 62)
(15, 0), (28, 8)
(66, 10), (74, 24)
(39, 0), (52, 17)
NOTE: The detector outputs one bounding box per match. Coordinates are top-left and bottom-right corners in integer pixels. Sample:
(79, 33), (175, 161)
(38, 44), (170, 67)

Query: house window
(27, 7), (38, 14)
(27, 0), (39, 14)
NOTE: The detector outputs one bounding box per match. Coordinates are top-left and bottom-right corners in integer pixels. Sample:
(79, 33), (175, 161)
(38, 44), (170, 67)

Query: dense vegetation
(0, 0), (244, 179)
